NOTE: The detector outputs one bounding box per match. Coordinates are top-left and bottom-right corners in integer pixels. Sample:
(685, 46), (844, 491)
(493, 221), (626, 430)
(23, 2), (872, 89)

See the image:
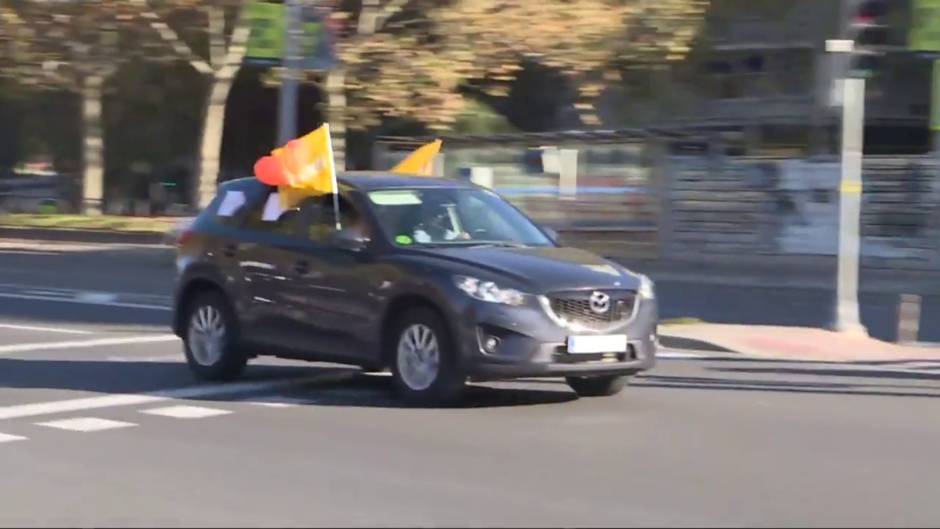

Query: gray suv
(172, 173), (658, 405)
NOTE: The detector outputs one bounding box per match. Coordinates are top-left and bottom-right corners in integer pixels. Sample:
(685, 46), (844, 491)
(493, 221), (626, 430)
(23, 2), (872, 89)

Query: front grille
(547, 290), (637, 330)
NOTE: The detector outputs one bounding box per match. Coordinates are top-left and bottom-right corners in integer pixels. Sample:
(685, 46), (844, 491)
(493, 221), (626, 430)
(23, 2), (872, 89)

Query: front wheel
(566, 375), (628, 397)
(182, 291), (247, 382)
(389, 307), (465, 406)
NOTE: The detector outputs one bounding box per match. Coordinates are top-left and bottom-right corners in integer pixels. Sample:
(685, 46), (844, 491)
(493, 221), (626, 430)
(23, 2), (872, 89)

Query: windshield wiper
(462, 241), (530, 249)
(411, 240), (530, 249)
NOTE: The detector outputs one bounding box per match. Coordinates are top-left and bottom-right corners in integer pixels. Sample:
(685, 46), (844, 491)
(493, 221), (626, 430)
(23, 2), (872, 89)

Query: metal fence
(375, 132), (940, 271)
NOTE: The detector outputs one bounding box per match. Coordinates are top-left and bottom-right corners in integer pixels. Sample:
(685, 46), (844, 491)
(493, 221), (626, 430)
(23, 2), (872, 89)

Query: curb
(0, 226), (167, 245)
(659, 334), (736, 354)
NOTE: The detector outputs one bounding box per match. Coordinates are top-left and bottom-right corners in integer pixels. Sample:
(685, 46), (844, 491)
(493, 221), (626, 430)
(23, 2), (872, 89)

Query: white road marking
(0, 292), (171, 311)
(245, 396), (317, 408)
(23, 290), (72, 297)
(249, 401), (297, 408)
(0, 373), (352, 421)
(0, 323), (93, 335)
(657, 351), (720, 360)
(106, 354), (183, 363)
(74, 292), (118, 303)
(0, 335), (179, 355)
(141, 405), (232, 419)
(0, 433), (28, 443)
(36, 417), (137, 433)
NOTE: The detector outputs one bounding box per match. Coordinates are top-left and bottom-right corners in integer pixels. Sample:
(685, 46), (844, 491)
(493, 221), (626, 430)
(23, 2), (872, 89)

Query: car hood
(411, 245), (641, 294)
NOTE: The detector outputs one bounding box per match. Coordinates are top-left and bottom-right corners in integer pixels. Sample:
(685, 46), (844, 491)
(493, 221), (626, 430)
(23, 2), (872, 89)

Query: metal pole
(932, 61), (940, 153)
(897, 294), (922, 344)
(834, 76), (867, 335)
(277, 0), (303, 145)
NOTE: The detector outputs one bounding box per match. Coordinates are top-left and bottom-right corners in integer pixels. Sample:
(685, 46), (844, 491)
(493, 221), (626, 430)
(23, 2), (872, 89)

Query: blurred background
(1, 0), (938, 341)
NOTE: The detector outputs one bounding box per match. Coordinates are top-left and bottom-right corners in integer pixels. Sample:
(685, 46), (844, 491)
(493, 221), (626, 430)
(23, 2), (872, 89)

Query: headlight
(454, 275), (526, 306)
(638, 274), (655, 300)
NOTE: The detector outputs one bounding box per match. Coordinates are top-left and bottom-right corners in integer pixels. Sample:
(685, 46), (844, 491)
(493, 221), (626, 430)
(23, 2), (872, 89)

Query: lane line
(657, 351), (940, 375)
(106, 354), (183, 363)
(245, 396), (317, 408)
(23, 290), (72, 297)
(0, 323), (93, 335)
(0, 335), (179, 355)
(0, 292), (171, 312)
(140, 405), (232, 419)
(0, 372), (353, 421)
(657, 351), (729, 360)
(0, 433), (28, 443)
(35, 417), (137, 433)
(0, 282), (172, 302)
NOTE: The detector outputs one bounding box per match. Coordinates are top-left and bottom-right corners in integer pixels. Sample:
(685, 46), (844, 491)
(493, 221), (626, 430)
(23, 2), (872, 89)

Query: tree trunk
(80, 74), (106, 215)
(326, 67), (347, 171)
(195, 76), (235, 208)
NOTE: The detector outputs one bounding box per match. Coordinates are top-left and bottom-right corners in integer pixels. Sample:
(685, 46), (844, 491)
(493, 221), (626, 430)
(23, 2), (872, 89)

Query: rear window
(206, 179), (268, 226)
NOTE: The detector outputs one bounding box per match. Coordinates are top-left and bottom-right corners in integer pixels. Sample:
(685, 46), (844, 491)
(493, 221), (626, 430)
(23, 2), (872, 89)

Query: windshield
(366, 187), (553, 248)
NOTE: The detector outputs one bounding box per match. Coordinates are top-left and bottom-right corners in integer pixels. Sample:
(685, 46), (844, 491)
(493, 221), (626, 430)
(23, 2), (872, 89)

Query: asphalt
(1, 241), (940, 526)
(2, 239), (937, 342)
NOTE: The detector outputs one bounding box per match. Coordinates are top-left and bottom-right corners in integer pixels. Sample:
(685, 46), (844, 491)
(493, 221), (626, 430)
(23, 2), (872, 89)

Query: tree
(135, 0), (251, 208)
(0, 0), (191, 213)
(1, 2), (117, 212)
(334, 0), (710, 138)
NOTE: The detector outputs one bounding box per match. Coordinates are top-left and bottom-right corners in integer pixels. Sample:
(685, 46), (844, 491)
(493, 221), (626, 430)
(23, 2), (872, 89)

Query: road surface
(0, 240), (939, 526)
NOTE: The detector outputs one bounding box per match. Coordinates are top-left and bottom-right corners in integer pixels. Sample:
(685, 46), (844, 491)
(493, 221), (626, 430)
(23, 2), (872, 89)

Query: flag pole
(324, 123), (341, 230)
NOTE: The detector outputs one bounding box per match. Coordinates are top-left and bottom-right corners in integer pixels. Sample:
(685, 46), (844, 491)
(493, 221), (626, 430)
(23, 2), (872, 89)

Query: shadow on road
(714, 365), (940, 382)
(636, 369), (940, 399)
(0, 358), (577, 409)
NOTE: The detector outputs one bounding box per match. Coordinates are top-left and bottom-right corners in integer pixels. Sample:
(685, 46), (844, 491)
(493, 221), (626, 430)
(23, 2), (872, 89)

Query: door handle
(294, 260), (310, 275)
(223, 243), (238, 257)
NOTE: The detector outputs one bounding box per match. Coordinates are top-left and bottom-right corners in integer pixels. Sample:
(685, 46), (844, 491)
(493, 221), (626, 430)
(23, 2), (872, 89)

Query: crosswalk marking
(0, 432), (28, 443)
(36, 417), (137, 432)
(140, 405), (232, 419)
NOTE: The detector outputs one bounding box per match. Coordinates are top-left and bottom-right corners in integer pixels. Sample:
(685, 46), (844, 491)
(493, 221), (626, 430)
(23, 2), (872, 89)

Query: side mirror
(333, 227), (370, 252)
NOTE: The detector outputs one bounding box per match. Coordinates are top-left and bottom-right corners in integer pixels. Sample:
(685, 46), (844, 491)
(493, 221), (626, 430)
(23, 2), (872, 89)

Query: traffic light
(848, 0), (892, 78)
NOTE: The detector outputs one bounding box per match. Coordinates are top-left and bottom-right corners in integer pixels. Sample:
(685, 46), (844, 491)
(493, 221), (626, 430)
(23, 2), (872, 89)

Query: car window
(241, 188), (303, 237)
(209, 181), (267, 226)
(297, 194), (367, 243)
(367, 187), (552, 247)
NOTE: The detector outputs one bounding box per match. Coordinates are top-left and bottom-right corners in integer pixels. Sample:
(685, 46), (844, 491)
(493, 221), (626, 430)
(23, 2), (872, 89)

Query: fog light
(483, 335), (501, 353)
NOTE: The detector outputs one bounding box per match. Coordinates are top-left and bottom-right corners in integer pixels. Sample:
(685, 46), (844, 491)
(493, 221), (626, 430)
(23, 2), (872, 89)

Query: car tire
(182, 290), (247, 382)
(389, 307), (465, 406)
(565, 375), (628, 397)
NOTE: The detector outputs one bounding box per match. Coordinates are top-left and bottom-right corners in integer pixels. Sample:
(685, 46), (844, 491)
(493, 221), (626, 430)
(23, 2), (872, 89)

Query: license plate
(567, 335), (628, 354)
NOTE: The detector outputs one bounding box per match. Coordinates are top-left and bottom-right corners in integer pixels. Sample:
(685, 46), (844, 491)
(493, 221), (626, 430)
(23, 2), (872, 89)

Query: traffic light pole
(277, 0), (303, 145)
(834, 76), (867, 335)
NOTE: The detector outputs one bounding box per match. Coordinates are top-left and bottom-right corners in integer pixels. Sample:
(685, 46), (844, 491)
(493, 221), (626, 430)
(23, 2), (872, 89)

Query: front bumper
(454, 293), (658, 381)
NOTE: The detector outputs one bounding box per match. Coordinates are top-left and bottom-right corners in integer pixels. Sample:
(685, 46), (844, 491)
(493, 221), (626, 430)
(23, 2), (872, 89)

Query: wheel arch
(173, 277), (228, 336)
(379, 293), (456, 367)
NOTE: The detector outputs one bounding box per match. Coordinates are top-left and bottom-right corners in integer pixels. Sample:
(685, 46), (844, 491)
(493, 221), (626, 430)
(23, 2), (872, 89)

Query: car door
(280, 193), (384, 364)
(234, 187), (308, 350)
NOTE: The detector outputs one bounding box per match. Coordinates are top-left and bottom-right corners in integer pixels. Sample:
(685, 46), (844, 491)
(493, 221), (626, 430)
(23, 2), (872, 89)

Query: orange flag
(391, 139), (442, 176)
(254, 124), (337, 209)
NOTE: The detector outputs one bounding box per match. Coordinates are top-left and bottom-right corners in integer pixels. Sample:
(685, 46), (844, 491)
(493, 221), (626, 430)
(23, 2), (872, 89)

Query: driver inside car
(412, 201), (470, 243)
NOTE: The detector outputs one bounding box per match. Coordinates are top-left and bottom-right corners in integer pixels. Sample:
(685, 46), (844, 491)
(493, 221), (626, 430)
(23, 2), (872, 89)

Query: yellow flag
(254, 124), (337, 210)
(391, 140), (442, 176)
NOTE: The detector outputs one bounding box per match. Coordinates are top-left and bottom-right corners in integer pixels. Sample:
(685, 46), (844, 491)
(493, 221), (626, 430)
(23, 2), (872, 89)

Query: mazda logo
(589, 291), (610, 314)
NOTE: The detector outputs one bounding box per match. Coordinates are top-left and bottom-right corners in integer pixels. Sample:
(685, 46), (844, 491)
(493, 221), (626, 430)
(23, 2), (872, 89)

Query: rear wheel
(389, 307), (465, 406)
(183, 290), (247, 382)
(566, 375), (628, 397)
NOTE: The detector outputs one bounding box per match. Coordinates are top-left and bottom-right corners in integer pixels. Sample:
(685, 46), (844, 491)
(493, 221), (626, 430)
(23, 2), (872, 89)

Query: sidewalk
(660, 322), (940, 363)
